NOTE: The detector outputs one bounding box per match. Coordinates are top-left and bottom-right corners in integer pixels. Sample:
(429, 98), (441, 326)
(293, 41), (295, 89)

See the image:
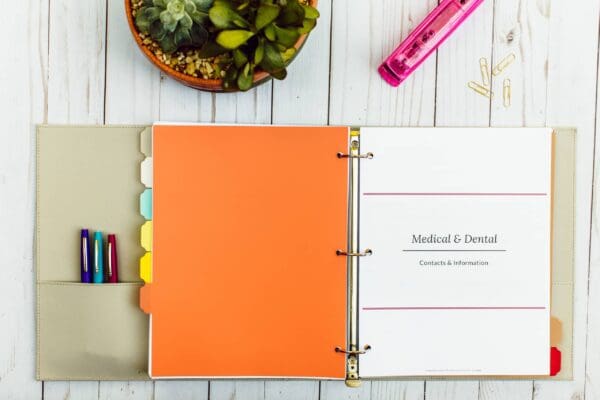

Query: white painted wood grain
(158, 77), (215, 122)
(98, 381), (154, 399)
(105, 0), (160, 123)
(489, 0), (550, 127)
(425, 381), (478, 400)
(0, 0), (47, 398)
(435, 0), (494, 127)
(155, 380), (208, 400)
(265, 381), (319, 400)
(44, 382), (99, 400)
(321, 381), (372, 400)
(210, 381), (265, 400)
(47, 0), (107, 124)
(371, 381), (425, 400)
(329, 0), (438, 126)
(479, 381), (533, 400)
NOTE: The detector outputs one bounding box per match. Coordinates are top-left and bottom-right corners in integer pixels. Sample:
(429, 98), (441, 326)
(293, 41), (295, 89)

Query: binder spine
(337, 129), (372, 388)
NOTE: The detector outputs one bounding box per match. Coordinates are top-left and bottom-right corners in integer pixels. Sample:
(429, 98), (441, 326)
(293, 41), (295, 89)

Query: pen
(93, 231), (104, 283)
(106, 234), (119, 283)
(379, 0), (485, 87)
(80, 229), (92, 283)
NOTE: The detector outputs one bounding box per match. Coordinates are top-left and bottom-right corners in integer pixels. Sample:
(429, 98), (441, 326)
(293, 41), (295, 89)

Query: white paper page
(358, 127), (552, 377)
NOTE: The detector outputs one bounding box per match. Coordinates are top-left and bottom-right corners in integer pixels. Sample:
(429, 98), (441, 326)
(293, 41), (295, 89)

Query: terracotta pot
(125, 0), (318, 92)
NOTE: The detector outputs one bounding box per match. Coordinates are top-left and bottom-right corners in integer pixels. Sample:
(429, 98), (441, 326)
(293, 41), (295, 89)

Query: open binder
(36, 125), (575, 384)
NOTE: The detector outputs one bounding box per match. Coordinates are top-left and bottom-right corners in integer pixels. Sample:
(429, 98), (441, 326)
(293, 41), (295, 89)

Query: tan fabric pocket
(37, 282), (149, 380)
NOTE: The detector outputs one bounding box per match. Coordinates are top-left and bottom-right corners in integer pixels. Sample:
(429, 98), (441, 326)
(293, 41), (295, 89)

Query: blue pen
(93, 232), (104, 283)
(80, 229), (92, 283)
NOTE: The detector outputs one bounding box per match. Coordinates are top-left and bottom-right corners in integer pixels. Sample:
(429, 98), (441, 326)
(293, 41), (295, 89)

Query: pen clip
(94, 239), (99, 274)
(107, 241), (113, 277)
(82, 237), (88, 273)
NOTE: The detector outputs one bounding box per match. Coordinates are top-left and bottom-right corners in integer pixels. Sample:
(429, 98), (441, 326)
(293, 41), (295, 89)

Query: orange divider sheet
(149, 125), (349, 378)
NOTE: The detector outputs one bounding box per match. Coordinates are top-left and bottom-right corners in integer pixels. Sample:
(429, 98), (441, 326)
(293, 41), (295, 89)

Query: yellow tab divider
(140, 252), (152, 283)
(141, 221), (153, 252)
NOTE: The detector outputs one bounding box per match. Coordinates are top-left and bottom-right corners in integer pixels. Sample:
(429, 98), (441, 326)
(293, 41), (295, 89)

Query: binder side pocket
(37, 282), (149, 380)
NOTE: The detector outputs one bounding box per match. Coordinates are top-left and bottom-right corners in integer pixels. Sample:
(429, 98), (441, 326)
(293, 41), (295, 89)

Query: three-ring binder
(336, 130), (373, 388)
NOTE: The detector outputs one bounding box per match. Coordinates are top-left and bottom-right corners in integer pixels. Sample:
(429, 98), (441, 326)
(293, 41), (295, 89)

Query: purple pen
(81, 229), (92, 283)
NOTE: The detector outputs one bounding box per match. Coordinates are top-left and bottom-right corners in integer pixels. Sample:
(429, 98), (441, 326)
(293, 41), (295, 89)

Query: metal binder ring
(337, 152), (374, 159)
(335, 345), (372, 355)
(336, 249), (373, 257)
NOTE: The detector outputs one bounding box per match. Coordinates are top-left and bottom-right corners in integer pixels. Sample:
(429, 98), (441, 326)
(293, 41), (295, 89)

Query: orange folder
(143, 125), (349, 378)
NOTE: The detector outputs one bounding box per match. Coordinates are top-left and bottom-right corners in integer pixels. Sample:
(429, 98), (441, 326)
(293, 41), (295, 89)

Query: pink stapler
(379, 0), (485, 87)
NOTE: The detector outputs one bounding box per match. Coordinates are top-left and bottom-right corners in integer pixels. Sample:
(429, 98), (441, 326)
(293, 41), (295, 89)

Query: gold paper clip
(337, 152), (374, 159)
(468, 81), (493, 99)
(492, 53), (516, 76)
(335, 345), (372, 355)
(503, 78), (511, 108)
(336, 249), (373, 257)
(479, 57), (490, 87)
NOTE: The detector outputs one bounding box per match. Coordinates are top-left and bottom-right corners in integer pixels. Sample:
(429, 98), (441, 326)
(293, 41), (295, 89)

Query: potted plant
(126, 0), (319, 91)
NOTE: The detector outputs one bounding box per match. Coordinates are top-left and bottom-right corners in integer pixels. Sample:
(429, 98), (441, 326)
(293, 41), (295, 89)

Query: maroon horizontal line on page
(363, 192), (548, 196)
(362, 306), (547, 311)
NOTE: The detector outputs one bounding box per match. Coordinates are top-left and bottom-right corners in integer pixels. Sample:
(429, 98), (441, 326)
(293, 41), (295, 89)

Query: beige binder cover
(35, 126), (575, 381)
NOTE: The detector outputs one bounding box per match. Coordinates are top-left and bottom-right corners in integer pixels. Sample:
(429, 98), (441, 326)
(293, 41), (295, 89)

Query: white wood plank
(44, 382), (99, 400)
(212, 85), (273, 124)
(321, 381), (371, 400)
(47, 0), (107, 124)
(435, 0), (494, 127)
(98, 381), (154, 399)
(425, 381), (478, 400)
(159, 77), (214, 122)
(538, 0), (599, 398)
(329, 0), (438, 126)
(489, 0), (550, 126)
(0, 0), (48, 398)
(105, 0), (160, 123)
(265, 381), (319, 400)
(210, 381), (265, 400)
(155, 380), (208, 400)
(479, 381), (532, 400)
(371, 381), (425, 400)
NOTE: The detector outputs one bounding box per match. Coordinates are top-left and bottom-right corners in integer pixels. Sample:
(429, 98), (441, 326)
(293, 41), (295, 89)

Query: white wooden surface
(1, 0), (599, 398)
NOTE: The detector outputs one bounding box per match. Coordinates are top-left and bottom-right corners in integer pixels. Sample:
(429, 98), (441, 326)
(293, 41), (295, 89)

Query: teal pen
(93, 232), (104, 283)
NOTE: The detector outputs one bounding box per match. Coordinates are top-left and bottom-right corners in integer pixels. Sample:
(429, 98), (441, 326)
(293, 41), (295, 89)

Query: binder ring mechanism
(335, 345), (372, 355)
(336, 249), (373, 257)
(337, 152), (374, 159)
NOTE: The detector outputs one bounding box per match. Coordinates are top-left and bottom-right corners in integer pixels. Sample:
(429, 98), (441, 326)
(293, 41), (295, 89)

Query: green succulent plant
(204, 0), (320, 91)
(135, 0), (214, 53)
